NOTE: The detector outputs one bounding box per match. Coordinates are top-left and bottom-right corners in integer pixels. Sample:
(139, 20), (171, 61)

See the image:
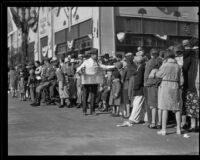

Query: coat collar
(167, 58), (176, 63)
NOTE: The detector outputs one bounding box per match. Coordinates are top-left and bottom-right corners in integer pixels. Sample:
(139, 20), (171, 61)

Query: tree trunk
(21, 8), (28, 64)
(22, 30), (28, 64)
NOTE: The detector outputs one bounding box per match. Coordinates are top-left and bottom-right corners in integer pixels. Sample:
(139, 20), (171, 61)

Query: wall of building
(114, 7), (199, 55)
(53, 7), (93, 33)
(117, 7), (198, 22)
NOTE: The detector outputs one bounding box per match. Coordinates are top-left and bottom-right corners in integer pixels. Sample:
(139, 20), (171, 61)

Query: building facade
(8, 7), (198, 63)
(114, 7), (198, 55)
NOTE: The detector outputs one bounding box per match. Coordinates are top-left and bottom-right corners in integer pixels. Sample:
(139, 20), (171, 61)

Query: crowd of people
(8, 39), (199, 136)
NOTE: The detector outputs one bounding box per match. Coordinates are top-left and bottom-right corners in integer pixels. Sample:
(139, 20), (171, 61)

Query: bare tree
(10, 7), (39, 64)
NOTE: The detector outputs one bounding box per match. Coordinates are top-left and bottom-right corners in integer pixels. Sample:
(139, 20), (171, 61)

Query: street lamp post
(138, 8), (147, 47)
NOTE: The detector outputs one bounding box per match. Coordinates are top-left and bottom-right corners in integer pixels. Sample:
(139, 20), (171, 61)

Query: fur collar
(167, 58), (176, 63)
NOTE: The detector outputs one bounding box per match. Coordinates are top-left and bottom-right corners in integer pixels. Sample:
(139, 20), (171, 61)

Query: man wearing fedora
(76, 48), (115, 115)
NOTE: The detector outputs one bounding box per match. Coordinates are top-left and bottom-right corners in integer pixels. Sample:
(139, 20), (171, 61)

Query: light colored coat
(109, 78), (121, 106)
(156, 58), (183, 111)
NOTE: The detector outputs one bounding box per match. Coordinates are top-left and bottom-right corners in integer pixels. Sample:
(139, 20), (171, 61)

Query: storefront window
(56, 43), (67, 55)
(55, 29), (66, 45)
(143, 37), (156, 47)
(125, 34), (141, 46)
(74, 36), (92, 51)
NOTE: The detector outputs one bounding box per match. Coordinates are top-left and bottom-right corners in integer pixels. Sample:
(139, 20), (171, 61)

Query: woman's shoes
(116, 121), (133, 127)
(76, 104), (81, 108)
(58, 104), (65, 108)
(157, 130), (167, 136)
(148, 123), (157, 129)
(188, 127), (198, 133)
(181, 124), (189, 130)
(156, 125), (162, 129)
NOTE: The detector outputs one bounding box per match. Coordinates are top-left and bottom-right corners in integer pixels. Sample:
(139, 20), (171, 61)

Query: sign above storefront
(157, 7), (179, 15)
(118, 7), (198, 22)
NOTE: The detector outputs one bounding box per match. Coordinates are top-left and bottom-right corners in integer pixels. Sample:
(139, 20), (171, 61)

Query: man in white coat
(76, 48), (115, 115)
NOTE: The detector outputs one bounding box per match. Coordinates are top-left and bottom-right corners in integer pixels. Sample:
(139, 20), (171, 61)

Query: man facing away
(76, 48), (115, 116)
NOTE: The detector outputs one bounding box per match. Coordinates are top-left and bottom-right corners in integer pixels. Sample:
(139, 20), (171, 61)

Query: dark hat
(116, 53), (122, 59)
(150, 48), (159, 57)
(53, 60), (60, 67)
(104, 53), (110, 59)
(89, 48), (98, 55)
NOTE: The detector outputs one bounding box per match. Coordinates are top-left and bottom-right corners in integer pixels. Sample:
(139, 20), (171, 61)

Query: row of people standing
(8, 39), (199, 135)
(116, 40), (199, 135)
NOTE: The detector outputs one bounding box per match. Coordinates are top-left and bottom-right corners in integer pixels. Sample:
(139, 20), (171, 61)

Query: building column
(99, 7), (116, 56)
(92, 7), (100, 54)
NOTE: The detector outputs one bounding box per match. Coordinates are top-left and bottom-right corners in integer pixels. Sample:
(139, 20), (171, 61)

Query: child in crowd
(54, 61), (69, 108)
(99, 70), (112, 112)
(109, 70), (122, 117)
(18, 72), (26, 101)
(27, 69), (36, 102)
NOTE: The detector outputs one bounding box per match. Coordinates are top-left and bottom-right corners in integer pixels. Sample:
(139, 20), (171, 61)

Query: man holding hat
(76, 48), (115, 115)
(31, 57), (56, 106)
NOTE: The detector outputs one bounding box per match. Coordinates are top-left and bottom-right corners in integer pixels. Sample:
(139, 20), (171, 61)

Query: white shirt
(76, 58), (115, 74)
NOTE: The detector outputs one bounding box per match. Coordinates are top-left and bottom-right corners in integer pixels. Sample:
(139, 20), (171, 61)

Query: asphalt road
(8, 95), (199, 155)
